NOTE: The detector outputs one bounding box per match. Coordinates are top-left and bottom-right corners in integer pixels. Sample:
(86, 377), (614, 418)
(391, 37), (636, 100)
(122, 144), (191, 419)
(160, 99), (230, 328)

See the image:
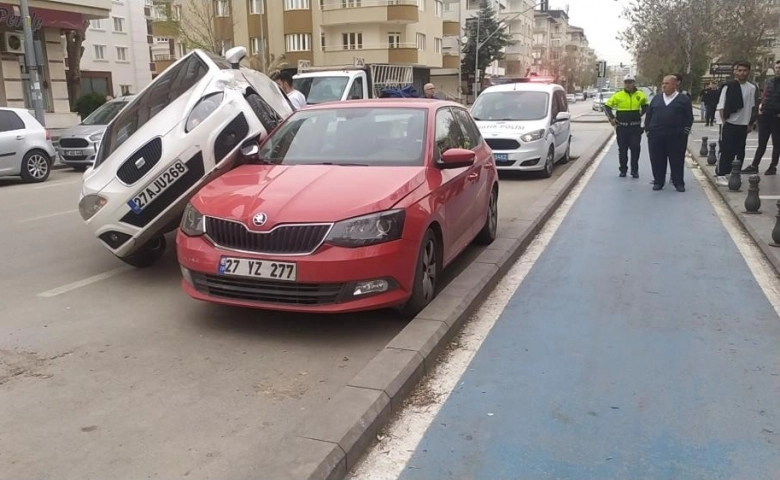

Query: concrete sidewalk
(363, 138), (780, 479)
(686, 123), (780, 277)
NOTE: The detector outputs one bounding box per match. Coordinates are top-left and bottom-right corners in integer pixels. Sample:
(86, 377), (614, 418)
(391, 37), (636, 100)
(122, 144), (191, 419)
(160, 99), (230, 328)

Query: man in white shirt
(715, 61), (758, 186)
(275, 71), (307, 110)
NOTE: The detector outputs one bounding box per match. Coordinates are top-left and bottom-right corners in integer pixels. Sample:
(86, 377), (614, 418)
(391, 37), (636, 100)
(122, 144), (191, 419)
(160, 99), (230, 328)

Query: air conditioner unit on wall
(4, 32), (24, 54)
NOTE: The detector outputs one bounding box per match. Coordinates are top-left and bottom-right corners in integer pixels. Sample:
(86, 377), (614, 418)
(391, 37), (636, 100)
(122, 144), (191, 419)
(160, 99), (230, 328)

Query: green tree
(461, 1), (513, 86)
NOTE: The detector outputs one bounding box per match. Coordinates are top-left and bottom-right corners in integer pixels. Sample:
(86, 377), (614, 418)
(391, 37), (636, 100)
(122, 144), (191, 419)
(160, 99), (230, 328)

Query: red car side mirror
(439, 148), (476, 169)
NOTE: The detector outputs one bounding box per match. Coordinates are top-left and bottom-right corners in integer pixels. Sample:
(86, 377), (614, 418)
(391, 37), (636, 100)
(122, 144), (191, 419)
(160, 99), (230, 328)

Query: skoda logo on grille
(252, 212), (268, 227)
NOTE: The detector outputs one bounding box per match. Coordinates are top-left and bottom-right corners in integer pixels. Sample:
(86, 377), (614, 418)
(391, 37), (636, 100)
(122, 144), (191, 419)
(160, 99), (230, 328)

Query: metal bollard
(770, 200), (780, 247)
(728, 159), (742, 191)
(700, 136), (709, 156)
(744, 174), (761, 214)
(707, 142), (717, 165)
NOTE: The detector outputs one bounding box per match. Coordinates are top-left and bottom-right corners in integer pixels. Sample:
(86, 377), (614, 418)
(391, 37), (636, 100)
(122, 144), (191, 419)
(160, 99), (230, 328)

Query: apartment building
(0, 0), (111, 128)
(79, 0), (153, 97)
(151, 0), (445, 83)
(501, 0), (535, 76)
(532, 9), (568, 76)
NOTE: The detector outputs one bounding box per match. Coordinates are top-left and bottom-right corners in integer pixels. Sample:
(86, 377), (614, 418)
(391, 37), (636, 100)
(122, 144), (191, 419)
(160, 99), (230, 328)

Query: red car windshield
(258, 107), (428, 166)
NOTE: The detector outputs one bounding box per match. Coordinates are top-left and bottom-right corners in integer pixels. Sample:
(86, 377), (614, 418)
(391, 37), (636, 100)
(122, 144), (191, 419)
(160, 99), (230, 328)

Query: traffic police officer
(603, 75), (649, 177)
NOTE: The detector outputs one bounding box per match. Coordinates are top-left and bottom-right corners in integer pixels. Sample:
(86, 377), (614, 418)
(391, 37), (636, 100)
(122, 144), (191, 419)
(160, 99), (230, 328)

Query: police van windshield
(471, 91), (550, 122)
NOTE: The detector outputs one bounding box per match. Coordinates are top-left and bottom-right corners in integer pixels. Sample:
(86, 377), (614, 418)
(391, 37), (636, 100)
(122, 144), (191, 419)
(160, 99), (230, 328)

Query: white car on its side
(78, 47), (294, 268)
(471, 81), (571, 178)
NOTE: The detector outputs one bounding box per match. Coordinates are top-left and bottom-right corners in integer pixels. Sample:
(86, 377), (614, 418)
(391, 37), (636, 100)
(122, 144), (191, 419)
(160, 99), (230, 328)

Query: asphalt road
(0, 106), (608, 479)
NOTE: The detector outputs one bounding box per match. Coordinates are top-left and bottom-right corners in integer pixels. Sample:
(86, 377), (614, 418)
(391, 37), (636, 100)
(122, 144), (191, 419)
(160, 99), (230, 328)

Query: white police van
(470, 79), (572, 178)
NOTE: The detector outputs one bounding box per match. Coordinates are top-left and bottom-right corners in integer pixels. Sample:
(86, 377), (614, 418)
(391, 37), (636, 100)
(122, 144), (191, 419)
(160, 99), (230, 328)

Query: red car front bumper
(176, 231), (420, 313)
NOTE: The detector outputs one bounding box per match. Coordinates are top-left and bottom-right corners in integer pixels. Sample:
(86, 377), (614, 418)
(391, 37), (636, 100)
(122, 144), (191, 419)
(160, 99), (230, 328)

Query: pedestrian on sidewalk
(603, 74), (648, 178)
(702, 82), (720, 126)
(644, 74), (694, 192)
(742, 59), (780, 176)
(715, 61), (758, 186)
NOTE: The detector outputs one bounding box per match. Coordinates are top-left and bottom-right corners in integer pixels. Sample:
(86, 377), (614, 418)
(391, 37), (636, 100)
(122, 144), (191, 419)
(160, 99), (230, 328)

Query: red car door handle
(468, 172), (479, 181)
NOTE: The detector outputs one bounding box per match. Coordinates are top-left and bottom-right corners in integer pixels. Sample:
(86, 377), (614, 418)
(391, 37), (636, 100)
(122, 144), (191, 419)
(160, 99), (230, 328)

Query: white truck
(292, 61), (416, 104)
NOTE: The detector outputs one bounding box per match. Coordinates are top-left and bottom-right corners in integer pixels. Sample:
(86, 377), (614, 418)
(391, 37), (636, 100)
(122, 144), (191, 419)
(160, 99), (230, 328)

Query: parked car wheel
(540, 146), (555, 178)
(397, 229), (440, 318)
(474, 185), (498, 245)
(20, 149), (51, 183)
(119, 235), (167, 268)
(246, 93), (284, 133)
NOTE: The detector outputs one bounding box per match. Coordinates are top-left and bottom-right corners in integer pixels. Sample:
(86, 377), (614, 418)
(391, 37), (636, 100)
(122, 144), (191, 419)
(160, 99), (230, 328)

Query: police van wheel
(119, 236), (167, 268)
(540, 147), (554, 178)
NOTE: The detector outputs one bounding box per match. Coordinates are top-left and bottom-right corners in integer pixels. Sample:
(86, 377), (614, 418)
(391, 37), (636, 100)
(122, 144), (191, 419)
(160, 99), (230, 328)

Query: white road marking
(689, 157), (780, 315)
(760, 195), (780, 200)
(37, 266), (133, 298)
(17, 209), (78, 224)
(33, 179), (80, 190)
(348, 136), (616, 480)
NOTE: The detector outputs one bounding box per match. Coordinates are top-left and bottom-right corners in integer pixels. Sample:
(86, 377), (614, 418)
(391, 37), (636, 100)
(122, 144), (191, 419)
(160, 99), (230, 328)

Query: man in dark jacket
(742, 59), (780, 175)
(702, 82), (720, 126)
(645, 74), (695, 192)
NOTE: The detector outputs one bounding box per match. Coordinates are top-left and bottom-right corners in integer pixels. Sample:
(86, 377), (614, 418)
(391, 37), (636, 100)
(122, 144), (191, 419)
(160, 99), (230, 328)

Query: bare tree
(64, 26), (87, 108)
(154, 0), (235, 54)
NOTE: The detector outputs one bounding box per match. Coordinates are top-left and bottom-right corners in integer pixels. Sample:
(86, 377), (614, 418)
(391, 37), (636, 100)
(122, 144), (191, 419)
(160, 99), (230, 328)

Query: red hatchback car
(176, 99), (498, 316)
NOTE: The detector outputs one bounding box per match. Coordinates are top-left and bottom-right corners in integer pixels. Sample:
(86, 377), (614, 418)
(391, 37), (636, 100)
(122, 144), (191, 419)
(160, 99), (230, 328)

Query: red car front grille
(205, 217), (331, 255)
(191, 273), (345, 305)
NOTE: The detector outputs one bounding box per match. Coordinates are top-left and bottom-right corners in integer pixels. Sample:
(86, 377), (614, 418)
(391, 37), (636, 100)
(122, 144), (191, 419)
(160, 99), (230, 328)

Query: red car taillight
(45, 129), (51, 140)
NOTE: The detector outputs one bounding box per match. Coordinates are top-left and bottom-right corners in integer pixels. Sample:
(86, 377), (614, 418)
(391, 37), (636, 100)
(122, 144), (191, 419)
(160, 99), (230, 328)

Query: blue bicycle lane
(398, 140), (780, 480)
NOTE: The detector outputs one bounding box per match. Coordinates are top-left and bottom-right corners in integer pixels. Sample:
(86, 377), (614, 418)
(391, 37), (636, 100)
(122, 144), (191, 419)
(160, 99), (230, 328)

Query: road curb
(269, 130), (615, 480)
(686, 145), (780, 278)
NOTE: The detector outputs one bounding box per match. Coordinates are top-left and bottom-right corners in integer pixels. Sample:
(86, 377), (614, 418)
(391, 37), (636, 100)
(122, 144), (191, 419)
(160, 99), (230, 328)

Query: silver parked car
(57, 95), (135, 171)
(0, 107), (56, 183)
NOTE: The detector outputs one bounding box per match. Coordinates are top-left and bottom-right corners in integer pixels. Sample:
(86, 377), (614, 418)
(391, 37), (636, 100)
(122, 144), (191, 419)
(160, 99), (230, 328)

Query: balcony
(321, 0), (418, 26)
(443, 20), (460, 36)
(153, 54), (175, 73)
(37, 0), (111, 17)
(322, 43), (419, 65)
(442, 53), (459, 69)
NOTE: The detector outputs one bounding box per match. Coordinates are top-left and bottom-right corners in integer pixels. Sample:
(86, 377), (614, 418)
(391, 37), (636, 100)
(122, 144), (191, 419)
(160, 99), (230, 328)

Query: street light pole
(19, 0), (45, 126)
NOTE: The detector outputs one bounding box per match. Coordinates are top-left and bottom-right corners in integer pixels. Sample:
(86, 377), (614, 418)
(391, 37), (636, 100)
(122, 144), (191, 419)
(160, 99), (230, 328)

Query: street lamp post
(18, 0), (45, 126)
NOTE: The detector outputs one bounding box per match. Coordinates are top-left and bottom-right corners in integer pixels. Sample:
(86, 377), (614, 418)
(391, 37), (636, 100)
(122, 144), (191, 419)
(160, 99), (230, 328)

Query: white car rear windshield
(471, 91), (550, 121)
(293, 76), (349, 104)
(258, 107), (427, 166)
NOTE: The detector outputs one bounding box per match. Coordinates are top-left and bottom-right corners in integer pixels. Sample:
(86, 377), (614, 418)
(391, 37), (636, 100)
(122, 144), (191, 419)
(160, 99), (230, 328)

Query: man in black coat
(702, 82), (720, 126)
(644, 75), (695, 192)
(742, 59), (780, 175)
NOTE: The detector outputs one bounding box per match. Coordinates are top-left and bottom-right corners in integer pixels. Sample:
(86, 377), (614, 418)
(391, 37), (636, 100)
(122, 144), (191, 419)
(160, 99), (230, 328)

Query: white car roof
(480, 82), (564, 94)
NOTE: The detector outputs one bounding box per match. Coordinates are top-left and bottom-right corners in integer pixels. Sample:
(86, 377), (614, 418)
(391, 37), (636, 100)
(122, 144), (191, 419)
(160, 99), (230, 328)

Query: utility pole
(19, 0), (45, 126)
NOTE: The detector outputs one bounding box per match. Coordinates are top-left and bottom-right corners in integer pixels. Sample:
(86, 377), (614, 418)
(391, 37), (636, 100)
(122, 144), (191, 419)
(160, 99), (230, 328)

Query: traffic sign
(597, 61), (607, 78)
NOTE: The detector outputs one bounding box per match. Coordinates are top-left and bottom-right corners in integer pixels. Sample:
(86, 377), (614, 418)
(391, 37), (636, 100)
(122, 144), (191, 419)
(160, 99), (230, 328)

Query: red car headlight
(326, 209), (405, 248)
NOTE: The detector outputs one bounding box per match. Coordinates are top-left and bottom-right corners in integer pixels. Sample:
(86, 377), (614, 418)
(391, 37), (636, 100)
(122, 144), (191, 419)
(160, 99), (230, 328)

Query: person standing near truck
(603, 74), (649, 178)
(274, 71), (307, 110)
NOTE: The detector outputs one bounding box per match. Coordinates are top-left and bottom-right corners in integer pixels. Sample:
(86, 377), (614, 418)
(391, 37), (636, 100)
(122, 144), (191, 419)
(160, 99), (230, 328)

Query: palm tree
(246, 53), (289, 77)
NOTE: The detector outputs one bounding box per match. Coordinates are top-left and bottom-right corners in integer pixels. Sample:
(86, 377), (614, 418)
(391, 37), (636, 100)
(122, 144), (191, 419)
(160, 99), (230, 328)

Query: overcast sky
(548, 0), (633, 66)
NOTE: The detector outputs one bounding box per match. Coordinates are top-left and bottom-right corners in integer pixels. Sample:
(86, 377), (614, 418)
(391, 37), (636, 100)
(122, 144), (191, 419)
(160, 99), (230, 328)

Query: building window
(116, 46), (128, 61)
(342, 32), (362, 50)
(155, 37), (168, 43)
(173, 4), (182, 19)
(416, 33), (425, 51)
(342, 0), (361, 7)
(215, 0), (229, 17)
(285, 33), (311, 51)
(113, 17), (125, 32)
(90, 19), (103, 30)
(466, 0), (480, 9)
(418, 0), (424, 11)
(321, 32), (326, 51)
(250, 0), (264, 14)
(434, 37), (442, 53)
(120, 85), (131, 95)
(388, 32), (400, 49)
(284, 0), (310, 9)
(220, 39), (233, 52)
(250, 37), (263, 55)
(176, 42), (187, 58)
(434, 0), (442, 16)
(94, 45), (106, 60)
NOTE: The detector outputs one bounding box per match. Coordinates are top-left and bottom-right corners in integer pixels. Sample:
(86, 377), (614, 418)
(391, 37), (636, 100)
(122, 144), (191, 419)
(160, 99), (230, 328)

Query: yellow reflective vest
(604, 89), (648, 127)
